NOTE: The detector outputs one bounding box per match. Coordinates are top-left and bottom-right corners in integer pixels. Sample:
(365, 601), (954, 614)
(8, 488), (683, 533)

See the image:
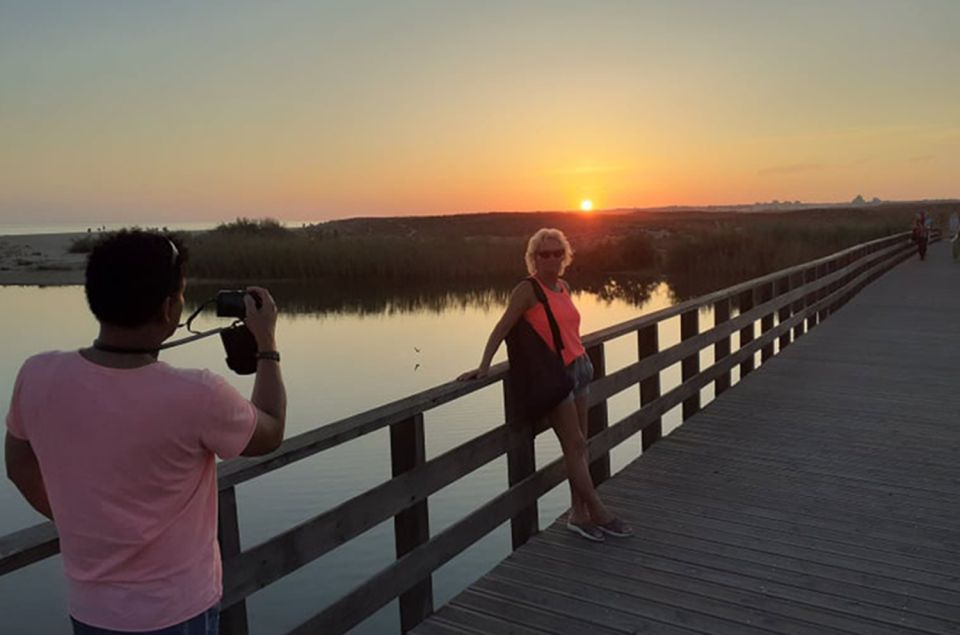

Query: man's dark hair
(85, 230), (189, 328)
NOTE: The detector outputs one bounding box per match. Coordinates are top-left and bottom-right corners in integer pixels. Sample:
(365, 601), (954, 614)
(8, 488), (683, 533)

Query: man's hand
(243, 286), (278, 350)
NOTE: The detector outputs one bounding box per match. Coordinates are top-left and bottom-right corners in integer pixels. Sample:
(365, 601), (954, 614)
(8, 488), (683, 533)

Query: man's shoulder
(17, 350), (75, 376)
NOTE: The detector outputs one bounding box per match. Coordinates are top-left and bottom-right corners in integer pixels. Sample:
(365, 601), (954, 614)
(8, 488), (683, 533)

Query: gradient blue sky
(1, 0), (958, 224)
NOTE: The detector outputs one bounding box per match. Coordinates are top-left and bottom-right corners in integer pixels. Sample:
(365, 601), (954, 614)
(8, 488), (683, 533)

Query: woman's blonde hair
(525, 228), (574, 276)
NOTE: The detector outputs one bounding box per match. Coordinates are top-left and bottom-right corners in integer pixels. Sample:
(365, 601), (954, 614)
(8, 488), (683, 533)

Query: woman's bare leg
(551, 398), (612, 524)
(570, 393), (592, 522)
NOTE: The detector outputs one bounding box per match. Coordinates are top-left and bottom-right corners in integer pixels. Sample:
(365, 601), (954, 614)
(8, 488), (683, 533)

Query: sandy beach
(0, 233), (87, 285)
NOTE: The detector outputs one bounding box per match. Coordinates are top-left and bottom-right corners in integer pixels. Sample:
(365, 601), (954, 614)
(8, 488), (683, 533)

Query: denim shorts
(72, 605), (219, 635)
(564, 354), (595, 401)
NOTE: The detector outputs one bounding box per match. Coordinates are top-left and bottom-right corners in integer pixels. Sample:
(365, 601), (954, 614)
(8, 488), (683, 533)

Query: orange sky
(1, 2), (958, 225)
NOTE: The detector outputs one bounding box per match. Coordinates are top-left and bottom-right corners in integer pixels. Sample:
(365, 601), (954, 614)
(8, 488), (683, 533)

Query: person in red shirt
(5, 230), (287, 634)
(459, 228), (632, 542)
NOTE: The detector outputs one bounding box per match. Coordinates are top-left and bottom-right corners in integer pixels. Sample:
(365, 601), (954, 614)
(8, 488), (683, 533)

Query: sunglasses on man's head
(537, 249), (565, 259)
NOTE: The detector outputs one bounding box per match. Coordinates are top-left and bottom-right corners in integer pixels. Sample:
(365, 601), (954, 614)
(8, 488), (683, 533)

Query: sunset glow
(1, 2), (958, 226)
(580, 200), (593, 213)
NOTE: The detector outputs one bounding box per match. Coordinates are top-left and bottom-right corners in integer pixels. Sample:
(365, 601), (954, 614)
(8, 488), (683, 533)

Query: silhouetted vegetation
(183, 205), (944, 288)
(71, 203), (953, 314)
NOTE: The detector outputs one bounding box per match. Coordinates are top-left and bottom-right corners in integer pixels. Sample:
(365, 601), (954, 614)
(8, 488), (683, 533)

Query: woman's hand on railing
(457, 367), (488, 381)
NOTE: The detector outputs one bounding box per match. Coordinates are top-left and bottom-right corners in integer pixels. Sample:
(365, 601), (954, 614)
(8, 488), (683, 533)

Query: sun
(580, 199), (593, 212)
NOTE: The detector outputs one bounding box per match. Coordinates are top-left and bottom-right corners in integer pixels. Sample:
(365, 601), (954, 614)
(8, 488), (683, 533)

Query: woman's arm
(457, 282), (536, 380)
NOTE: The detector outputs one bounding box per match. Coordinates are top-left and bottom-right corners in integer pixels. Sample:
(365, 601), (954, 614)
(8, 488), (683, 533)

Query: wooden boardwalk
(415, 242), (960, 634)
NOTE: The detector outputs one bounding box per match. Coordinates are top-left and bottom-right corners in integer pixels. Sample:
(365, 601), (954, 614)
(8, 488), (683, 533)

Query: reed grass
(72, 205), (952, 294)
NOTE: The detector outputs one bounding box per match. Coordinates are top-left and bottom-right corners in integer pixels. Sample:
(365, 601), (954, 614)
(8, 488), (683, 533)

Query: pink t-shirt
(5, 351), (257, 631)
(524, 278), (587, 366)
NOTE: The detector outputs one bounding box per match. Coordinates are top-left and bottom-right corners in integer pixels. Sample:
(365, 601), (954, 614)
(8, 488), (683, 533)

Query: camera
(216, 289), (263, 319)
(161, 289), (268, 375)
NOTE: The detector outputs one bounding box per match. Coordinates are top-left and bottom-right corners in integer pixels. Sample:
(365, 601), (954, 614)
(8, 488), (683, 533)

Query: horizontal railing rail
(0, 230), (934, 634)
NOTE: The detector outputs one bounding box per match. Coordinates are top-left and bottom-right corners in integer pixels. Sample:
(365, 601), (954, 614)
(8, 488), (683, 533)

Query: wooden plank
(628, 461), (960, 537)
(448, 588), (625, 634)
(470, 570), (737, 635)
(507, 544), (914, 635)
(601, 479), (960, 570)
(391, 414), (433, 632)
(601, 484), (960, 579)
(532, 530), (960, 630)
(0, 522), (58, 577)
(419, 602), (549, 635)
(485, 561), (808, 635)
(408, 615), (477, 635)
(587, 495), (960, 597)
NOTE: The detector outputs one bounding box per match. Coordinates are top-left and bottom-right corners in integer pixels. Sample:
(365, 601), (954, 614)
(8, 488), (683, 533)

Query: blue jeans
(564, 354), (595, 401)
(72, 606), (219, 635)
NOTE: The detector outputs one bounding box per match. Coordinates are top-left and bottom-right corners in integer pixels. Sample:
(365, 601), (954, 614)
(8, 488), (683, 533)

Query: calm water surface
(0, 280), (745, 634)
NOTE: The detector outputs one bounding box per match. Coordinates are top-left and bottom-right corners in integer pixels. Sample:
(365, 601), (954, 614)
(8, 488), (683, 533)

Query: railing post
(638, 324), (661, 451)
(804, 266), (817, 330)
(738, 287), (755, 378)
(504, 382), (538, 550)
(816, 263), (829, 323)
(792, 270), (806, 340)
(218, 487), (249, 635)
(586, 343), (610, 485)
(713, 298), (731, 396)
(390, 413), (433, 632)
(822, 259), (835, 315)
(680, 309), (700, 420)
(776, 275), (791, 352)
(838, 252), (856, 309)
(759, 282), (775, 363)
(806, 266), (819, 328)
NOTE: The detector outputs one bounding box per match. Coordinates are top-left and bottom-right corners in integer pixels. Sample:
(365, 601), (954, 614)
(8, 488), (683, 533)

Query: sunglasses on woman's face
(537, 249), (565, 259)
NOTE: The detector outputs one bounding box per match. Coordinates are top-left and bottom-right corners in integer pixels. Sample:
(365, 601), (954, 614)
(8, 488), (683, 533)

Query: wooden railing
(0, 231), (931, 634)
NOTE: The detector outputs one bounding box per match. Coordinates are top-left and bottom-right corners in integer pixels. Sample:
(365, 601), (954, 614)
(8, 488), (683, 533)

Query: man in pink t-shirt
(5, 230), (287, 634)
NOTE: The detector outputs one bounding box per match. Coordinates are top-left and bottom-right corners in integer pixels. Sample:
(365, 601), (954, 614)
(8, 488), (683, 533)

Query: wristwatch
(256, 351), (281, 362)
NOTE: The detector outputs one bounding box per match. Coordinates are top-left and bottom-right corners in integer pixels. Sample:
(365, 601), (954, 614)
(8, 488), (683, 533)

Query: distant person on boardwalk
(457, 228), (632, 542)
(912, 212), (929, 260)
(5, 230), (287, 634)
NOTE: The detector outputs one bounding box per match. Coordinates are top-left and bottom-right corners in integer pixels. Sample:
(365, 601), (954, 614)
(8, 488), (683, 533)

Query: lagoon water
(0, 279), (738, 634)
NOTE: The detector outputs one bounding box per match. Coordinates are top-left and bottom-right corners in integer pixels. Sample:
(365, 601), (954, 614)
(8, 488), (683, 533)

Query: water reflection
(186, 273), (665, 317)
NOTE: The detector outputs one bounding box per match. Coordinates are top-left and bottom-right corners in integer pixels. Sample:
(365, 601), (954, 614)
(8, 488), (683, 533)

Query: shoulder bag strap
(527, 278), (566, 360)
